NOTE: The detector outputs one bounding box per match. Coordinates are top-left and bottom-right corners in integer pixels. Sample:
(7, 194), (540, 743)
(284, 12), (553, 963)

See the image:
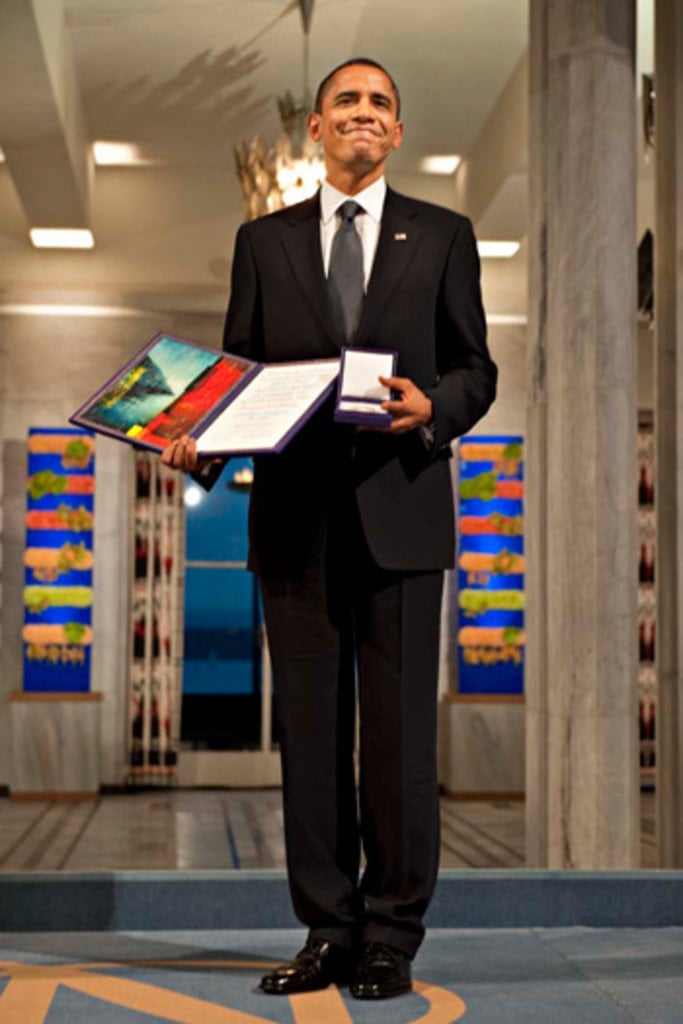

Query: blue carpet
(1, 927), (682, 1022)
(2, 869), (683, 931)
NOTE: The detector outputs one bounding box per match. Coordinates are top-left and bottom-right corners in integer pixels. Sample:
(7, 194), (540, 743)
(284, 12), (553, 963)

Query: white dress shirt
(319, 176), (436, 446)
(320, 177), (387, 289)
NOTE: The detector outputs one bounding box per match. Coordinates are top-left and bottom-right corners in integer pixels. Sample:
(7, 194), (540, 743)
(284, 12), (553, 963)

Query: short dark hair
(314, 58), (401, 118)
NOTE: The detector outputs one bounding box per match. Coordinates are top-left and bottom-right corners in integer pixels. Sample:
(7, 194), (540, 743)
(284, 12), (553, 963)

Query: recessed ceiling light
(477, 241), (520, 258)
(0, 146), (5, 163)
(93, 141), (148, 166)
(30, 229), (95, 249)
(420, 154), (461, 175)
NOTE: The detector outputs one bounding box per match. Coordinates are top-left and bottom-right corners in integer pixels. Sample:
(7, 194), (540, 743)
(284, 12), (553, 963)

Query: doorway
(179, 459), (279, 786)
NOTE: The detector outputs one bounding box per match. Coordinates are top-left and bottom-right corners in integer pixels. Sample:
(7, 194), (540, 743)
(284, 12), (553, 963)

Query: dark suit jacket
(222, 186), (497, 576)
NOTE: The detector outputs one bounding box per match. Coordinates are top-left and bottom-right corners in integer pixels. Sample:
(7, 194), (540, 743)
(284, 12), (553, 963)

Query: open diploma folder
(70, 332), (340, 456)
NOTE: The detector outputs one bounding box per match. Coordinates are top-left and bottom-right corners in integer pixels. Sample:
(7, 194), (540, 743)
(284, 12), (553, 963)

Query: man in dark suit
(164, 57), (497, 999)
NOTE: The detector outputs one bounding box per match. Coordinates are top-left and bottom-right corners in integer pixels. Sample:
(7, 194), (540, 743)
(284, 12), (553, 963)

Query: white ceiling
(0, 0), (655, 319)
(65, 0), (529, 171)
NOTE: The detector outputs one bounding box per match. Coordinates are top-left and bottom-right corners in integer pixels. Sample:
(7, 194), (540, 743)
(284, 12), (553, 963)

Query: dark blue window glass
(181, 459), (261, 749)
(185, 457), (251, 563)
(183, 567), (257, 695)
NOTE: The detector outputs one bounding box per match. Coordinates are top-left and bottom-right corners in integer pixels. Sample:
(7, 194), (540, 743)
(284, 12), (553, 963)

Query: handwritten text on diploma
(197, 360), (340, 454)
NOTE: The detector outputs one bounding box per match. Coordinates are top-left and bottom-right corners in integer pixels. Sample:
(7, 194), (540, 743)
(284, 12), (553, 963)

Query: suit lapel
(280, 194), (342, 349)
(354, 188), (422, 349)
(279, 188), (422, 351)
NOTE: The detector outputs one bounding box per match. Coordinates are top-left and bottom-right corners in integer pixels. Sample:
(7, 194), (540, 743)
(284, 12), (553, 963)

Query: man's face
(308, 64), (403, 179)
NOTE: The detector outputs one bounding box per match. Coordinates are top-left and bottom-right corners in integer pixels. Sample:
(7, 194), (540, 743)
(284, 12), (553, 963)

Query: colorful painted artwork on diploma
(454, 436), (524, 695)
(81, 335), (248, 449)
(23, 428), (95, 692)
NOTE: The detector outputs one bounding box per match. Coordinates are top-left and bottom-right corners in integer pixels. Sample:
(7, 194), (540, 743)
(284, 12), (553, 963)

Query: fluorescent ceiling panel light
(93, 141), (148, 166)
(30, 229), (95, 249)
(0, 305), (141, 317)
(420, 154), (461, 175)
(477, 241), (520, 258)
(486, 314), (528, 325)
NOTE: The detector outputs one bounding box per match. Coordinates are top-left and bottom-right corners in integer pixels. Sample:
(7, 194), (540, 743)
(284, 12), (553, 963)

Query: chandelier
(234, 0), (325, 220)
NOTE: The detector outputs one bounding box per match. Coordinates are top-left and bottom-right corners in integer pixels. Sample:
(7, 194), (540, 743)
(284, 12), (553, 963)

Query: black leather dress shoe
(259, 937), (353, 994)
(350, 941), (412, 999)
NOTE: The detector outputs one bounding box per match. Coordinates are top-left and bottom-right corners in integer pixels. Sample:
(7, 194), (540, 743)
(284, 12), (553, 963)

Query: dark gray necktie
(327, 200), (364, 342)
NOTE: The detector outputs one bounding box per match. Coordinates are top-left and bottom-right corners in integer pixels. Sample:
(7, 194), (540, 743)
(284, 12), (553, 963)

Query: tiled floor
(0, 789), (658, 871)
(1, 926), (682, 1022)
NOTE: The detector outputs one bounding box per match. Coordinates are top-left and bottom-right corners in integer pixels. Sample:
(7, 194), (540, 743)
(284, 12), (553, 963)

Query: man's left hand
(379, 375), (434, 433)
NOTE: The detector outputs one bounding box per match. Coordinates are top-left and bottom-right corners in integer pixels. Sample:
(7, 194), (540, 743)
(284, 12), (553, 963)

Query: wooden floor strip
(57, 799), (101, 870)
(0, 803), (51, 868)
(437, 836), (479, 868)
(443, 806), (525, 863)
(23, 804), (81, 871)
(0, 791), (659, 871)
(440, 816), (513, 868)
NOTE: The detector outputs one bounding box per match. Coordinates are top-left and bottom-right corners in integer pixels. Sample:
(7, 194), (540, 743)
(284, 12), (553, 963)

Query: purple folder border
(70, 331), (340, 456)
(334, 346), (397, 429)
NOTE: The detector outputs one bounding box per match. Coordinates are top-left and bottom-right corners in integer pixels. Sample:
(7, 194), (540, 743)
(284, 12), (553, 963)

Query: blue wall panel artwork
(455, 435), (524, 695)
(23, 428), (95, 692)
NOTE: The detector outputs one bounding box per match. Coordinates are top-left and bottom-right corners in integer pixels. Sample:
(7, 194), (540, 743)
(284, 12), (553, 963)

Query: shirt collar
(320, 176), (387, 225)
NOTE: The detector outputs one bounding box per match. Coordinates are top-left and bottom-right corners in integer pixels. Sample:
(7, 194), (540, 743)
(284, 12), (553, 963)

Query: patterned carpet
(1, 927), (682, 1023)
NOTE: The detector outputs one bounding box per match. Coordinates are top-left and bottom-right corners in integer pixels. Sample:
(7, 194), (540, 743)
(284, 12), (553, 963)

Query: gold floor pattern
(0, 957), (467, 1024)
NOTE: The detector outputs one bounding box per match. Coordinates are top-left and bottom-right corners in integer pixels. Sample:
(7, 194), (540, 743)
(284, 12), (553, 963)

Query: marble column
(526, 0), (639, 868)
(655, 0), (683, 867)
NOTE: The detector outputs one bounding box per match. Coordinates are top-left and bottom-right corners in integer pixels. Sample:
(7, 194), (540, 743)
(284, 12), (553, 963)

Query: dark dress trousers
(222, 187), (497, 956)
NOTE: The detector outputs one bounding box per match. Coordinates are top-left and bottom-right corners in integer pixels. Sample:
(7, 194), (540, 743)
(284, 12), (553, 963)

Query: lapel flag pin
(394, 232), (407, 241)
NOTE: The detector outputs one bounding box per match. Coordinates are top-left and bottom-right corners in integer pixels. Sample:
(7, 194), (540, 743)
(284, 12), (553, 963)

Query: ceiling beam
(453, 52), (528, 230)
(0, 0), (92, 231)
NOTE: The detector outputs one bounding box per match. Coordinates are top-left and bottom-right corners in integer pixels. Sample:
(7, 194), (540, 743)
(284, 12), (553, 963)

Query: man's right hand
(161, 435), (203, 473)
